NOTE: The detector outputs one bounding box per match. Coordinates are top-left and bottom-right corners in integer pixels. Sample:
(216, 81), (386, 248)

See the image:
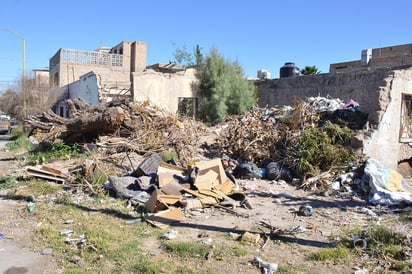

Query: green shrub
(291, 121), (356, 175)
(4, 135), (34, 151)
(27, 140), (83, 165)
(310, 246), (350, 262)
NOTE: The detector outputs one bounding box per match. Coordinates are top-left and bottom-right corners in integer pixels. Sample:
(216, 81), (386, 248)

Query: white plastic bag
(364, 158), (412, 205)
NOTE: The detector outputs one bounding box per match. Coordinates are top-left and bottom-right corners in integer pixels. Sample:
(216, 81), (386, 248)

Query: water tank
(257, 69), (271, 79)
(361, 48), (372, 66)
(280, 62), (300, 78)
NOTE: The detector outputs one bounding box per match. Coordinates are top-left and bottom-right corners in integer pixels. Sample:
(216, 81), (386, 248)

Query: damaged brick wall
(256, 66), (412, 170)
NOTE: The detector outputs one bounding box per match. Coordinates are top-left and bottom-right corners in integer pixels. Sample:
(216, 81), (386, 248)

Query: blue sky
(0, 0), (411, 92)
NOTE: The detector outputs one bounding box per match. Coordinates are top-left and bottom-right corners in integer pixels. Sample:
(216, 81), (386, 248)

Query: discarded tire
(353, 237), (367, 250)
(298, 205), (314, 216)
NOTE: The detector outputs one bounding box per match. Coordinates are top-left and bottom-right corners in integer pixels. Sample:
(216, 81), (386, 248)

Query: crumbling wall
(257, 68), (395, 125)
(256, 67), (412, 169)
(132, 68), (198, 114)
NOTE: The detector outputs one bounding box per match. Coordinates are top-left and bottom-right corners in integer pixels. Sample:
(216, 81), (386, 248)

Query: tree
(300, 66), (321, 75)
(197, 47), (256, 125)
(0, 74), (56, 121)
(172, 42), (194, 67)
(194, 44), (204, 66)
(0, 88), (22, 119)
(172, 43), (204, 67)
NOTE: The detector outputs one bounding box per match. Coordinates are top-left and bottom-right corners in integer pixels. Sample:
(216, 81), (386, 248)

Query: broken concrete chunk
(131, 152), (163, 177)
(108, 176), (150, 200)
(160, 180), (184, 195)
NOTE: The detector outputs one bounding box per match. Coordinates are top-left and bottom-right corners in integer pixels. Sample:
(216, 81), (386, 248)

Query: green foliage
(172, 42), (204, 67)
(291, 121), (356, 175)
(27, 140), (83, 165)
(197, 47), (256, 125)
(172, 42), (195, 67)
(399, 211), (412, 222)
(162, 240), (210, 258)
(9, 125), (24, 139)
(159, 150), (177, 163)
(0, 89), (23, 120)
(0, 176), (18, 189)
(300, 65), (321, 75)
(310, 246), (350, 262)
(4, 135), (34, 151)
(212, 244), (248, 258)
(339, 225), (411, 272)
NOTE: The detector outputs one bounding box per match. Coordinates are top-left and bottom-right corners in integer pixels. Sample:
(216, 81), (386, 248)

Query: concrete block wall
(132, 68), (198, 114)
(256, 67), (412, 169)
(330, 43), (412, 73)
(57, 64), (131, 87)
(257, 68), (394, 125)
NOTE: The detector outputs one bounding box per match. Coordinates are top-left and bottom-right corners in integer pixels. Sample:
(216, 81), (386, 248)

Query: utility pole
(0, 28), (26, 118)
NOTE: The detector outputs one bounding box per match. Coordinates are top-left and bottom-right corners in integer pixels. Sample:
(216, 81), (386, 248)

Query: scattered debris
(241, 231), (260, 244)
(363, 158), (412, 205)
(353, 237), (368, 250)
(252, 256), (278, 274)
(297, 205), (314, 216)
(25, 165), (70, 183)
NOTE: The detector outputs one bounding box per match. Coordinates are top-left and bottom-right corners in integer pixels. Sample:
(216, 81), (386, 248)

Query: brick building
(48, 41), (199, 117)
(329, 43), (412, 73)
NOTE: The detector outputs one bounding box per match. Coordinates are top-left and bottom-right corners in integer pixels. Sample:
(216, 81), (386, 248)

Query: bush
(28, 140), (83, 165)
(290, 121), (356, 175)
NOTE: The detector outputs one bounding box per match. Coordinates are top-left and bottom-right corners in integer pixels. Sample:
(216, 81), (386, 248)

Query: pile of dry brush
(24, 97), (363, 184)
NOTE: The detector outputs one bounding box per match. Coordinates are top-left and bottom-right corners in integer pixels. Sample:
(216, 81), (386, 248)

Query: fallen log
(24, 98), (126, 144)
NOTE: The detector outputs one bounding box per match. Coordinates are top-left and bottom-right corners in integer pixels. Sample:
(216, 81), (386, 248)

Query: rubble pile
(215, 97), (363, 180)
(25, 96), (369, 190)
(105, 154), (248, 228)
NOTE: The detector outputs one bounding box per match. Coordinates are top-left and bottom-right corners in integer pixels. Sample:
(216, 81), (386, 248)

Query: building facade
(330, 43), (412, 73)
(48, 41), (199, 117)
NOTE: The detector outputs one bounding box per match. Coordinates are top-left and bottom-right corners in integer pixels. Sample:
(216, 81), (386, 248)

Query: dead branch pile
(24, 98), (207, 164)
(216, 98), (322, 164)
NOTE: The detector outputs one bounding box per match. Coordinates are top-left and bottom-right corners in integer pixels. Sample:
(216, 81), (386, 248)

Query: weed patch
(338, 225), (411, 272)
(4, 135), (34, 152)
(161, 240), (210, 259)
(27, 140), (84, 165)
(310, 246), (350, 262)
(0, 176), (18, 189)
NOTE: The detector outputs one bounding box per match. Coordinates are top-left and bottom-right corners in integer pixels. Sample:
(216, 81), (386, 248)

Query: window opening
(400, 93), (412, 142)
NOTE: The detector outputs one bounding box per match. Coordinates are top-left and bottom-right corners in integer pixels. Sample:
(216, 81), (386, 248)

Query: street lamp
(0, 28), (26, 117)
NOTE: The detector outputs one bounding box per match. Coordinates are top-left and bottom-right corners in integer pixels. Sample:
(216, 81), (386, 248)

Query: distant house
(48, 41), (199, 117)
(329, 43), (412, 73)
(32, 69), (49, 89)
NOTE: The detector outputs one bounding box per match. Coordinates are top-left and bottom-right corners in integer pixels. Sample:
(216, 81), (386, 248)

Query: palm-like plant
(300, 66), (321, 75)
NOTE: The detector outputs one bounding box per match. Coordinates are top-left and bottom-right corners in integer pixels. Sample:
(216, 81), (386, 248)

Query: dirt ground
(0, 147), (410, 273)
(0, 167), (389, 274)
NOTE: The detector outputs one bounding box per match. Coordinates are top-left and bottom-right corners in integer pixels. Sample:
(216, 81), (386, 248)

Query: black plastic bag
(265, 161), (292, 182)
(233, 162), (262, 179)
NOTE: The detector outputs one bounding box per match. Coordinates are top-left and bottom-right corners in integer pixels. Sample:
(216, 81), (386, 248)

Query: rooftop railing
(60, 48), (123, 67)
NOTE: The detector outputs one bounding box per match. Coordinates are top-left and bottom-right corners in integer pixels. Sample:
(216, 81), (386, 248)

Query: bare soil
(0, 148), (410, 273)
(144, 178), (375, 273)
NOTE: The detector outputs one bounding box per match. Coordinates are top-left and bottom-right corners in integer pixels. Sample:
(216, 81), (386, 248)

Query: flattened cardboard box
(145, 208), (183, 229)
(157, 162), (187, 188)
(194, 158), (229, 187)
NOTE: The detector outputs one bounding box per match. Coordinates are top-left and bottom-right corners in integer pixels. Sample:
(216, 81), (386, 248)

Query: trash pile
(23, 95), (412, 209)
(105, 153), (251, 228)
